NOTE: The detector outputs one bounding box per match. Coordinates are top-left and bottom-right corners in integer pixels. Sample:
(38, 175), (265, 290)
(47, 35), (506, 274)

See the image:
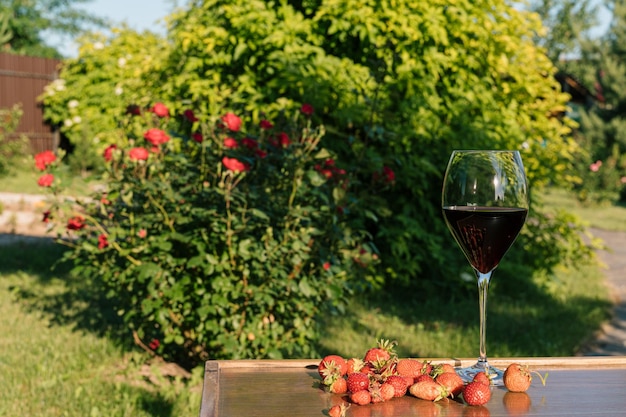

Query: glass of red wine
(442, 150), (529, 384)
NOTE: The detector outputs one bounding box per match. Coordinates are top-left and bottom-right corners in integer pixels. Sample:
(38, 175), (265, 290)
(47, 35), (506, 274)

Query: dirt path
(579, 228), (626, 356)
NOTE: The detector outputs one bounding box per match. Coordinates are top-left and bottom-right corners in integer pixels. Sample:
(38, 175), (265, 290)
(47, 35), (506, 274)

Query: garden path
(0, 192), (625, 355)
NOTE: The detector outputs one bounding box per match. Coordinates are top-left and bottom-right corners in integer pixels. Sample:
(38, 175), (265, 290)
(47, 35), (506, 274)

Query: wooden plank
(200, 357), (626, 417)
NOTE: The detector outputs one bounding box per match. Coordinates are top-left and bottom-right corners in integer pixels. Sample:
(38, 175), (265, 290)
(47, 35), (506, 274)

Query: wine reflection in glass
(441, 150), (529, 384)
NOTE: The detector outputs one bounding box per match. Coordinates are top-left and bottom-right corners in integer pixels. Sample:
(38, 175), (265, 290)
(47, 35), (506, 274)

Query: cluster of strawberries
(319, 340), (546, 417)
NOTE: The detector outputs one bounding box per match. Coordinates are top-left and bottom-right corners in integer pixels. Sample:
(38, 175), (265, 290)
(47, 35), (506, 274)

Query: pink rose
(222, 156), (249, 173)
(103, 144), (117, 162)
(34, 150), (56, 171)
(129, 147), (149, 161)
(151, 102), (169, 118)
(37, 173), (54, 187)
(144, 128), (170, 146)
(138, 229), (147, 238)
(221, 112), (242, 132)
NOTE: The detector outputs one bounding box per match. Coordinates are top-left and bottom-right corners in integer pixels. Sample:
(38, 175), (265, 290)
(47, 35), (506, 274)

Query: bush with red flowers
(37, 102), (375, 368)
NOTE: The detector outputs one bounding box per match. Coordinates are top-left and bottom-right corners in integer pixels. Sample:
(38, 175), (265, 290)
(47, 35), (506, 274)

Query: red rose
(98, 234), (109, 249)
(260, 119), (273, 130)
(192, 132), (203, 143)
(222, 156), (249, 173)
(37, 173), (54, 187)
(255, 149), (267, 159)
(67, 216), (85, 230)
(183, 109), (198, 122)
(300, 103), (314, 116)
(144, 128), (170, 146)
(103, 144), (117, 162)
(138, 229), (147, 238)
(323, 262), (331, 271)
(150, 102), (169, 118)
(221, 112), (242, 132)
(223, 137), (239, 148)
(129, 147), (149, 161)
(278, 132), (291, 147)
(126, 104), (141, 116)
(148, 338), (160, 350)
(382, 166), (395, 183)
(34, 150), (56, 171)
(42, 210), (52, 223)
(241, 137), (258, 150)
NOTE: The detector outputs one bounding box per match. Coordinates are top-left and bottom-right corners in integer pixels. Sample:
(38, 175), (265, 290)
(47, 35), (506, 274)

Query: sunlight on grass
(540, 188), (626, 231)
(0, 242), (201, 417)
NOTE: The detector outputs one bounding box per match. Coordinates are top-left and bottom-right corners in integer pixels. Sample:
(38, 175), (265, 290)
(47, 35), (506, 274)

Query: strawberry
(350, 389), (372, 405)
(396, 358), (425, 379)
(431, 362), (455, 377)
(401, 375), (415, 387)
(385, 375), (408, 397)
(363, 339), (397, 367)
(328, 376), (348, 394)
(415, 374), (434, 383)
(319, 355), (348, 378)
(435, 372), (464, 397)
(379, 382), (396, 402)
(347, 372), (370, 393)
(472, 371), (492, 386)
(408, 379), (448, 401)
(462, 381), (492, 406)
(328, 403), (350, 417)
(346, 357), (365, 374)
(503, 363), (532, 393)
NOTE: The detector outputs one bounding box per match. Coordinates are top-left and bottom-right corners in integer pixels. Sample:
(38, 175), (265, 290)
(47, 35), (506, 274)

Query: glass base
(455, 361), (504, 386)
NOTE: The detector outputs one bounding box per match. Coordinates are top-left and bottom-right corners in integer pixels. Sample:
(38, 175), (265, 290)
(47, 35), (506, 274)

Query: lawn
(0, 175), (619, 416)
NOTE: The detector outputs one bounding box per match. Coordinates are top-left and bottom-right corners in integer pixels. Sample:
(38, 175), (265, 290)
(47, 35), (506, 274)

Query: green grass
(0, 165), (94, 196)
(0, 241), (201, 417)
(540, 187), (626, 231)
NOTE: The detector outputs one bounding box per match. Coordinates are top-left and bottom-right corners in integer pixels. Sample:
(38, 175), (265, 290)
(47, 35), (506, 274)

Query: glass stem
(476, 270), (493, 368)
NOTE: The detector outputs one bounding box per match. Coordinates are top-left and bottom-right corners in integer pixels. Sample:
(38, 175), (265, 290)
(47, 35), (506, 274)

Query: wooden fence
(0, 52), (61, 154)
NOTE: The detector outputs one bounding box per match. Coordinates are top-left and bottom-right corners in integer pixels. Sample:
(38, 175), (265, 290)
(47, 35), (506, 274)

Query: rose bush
(37, 102), (377, 368)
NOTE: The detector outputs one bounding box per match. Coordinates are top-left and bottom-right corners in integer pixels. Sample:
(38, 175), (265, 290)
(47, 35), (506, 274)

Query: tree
(0, 0), (106, 58)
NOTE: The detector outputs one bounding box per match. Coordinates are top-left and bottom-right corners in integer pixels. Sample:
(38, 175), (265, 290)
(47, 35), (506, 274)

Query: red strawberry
(350, 389), (372, 405)
(463, 381), (492, 406)
(435, 372), (464, 397)
(328, 403), (350, 417)
(328, 376), (348, 394)
(363, 339), (397, 367)
(396, 358), (424, 379)
(347, 372), (370, 393)
(346, 357), (365, 374)
(319, 355), (348, 378)
(503, 363), (532, 393)
(379, 383), (395, 402)
(472, 371), (492, 386)
(415, 374), (434, 383)
(408, 379), (448, 401)
(401, 375), (415, 387)
(385, 375), (408, 397)
(431, 362), (455, 377)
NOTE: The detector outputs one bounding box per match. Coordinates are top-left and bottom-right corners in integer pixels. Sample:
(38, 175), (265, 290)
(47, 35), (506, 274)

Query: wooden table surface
(199, 357), (626, 417)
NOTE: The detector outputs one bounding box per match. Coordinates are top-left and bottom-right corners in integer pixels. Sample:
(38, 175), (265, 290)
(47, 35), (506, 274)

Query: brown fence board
(0, 53), (62, 153)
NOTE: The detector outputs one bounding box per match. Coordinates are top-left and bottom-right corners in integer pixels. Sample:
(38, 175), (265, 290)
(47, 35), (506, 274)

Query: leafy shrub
(0, 105), (31, 176)
(37, 102), (377, 367)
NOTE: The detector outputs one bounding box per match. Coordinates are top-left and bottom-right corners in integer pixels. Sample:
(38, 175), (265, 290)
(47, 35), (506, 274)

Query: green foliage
(38, 0), (599, 361)
(39, 103), (374, 367)
(0, 105), (31, 177)
(40, 28), (168, 173)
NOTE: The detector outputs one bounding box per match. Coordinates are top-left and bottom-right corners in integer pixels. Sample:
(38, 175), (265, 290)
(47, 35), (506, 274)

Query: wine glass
(441, 150), (529, 384)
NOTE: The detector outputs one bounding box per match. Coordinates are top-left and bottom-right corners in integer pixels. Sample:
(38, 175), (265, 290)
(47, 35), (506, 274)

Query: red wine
(443, 206), (527, 274)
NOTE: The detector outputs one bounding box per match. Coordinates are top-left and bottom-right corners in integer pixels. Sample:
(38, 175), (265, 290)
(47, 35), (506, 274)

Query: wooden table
(199, 357), (626, 416)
